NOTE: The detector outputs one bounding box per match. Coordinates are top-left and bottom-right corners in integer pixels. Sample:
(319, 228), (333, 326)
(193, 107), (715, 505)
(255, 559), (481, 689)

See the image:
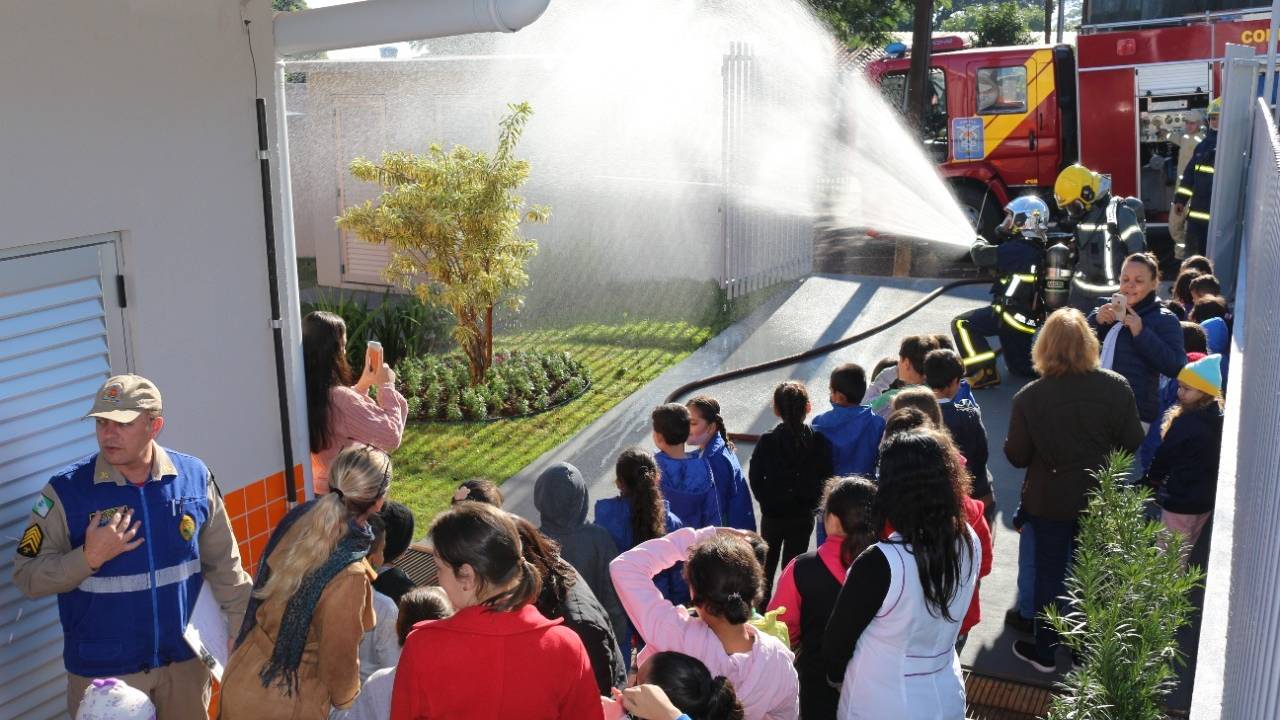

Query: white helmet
(1002, 195), (1050, 239)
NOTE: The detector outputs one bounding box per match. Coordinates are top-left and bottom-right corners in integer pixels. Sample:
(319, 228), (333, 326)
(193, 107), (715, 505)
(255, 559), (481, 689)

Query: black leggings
(760, 513), (815, 600)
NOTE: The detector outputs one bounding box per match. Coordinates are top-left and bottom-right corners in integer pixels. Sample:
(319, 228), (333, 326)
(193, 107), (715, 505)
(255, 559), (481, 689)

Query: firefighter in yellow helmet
(1054, 163), (1147, 312)
(1172, 97), (1220, 258)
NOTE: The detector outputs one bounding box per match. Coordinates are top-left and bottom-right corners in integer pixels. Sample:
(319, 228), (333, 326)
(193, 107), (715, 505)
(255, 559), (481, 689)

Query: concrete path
(504, 273), (1048, 684)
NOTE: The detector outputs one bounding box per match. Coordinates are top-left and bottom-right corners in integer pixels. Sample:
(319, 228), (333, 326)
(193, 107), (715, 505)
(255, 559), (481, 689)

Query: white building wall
(0, 0), (307, 497)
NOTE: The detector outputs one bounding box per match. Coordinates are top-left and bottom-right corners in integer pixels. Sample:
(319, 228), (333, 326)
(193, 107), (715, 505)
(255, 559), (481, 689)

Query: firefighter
(951, 195), (1049, 388)
(1168, 109), (1205, 257)
(1173, 97), (1220, 258)
(1053, 163), (1146, 313)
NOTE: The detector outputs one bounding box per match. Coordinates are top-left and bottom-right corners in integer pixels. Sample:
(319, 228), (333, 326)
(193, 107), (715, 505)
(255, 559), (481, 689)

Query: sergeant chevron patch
(18, 524), (43, 558)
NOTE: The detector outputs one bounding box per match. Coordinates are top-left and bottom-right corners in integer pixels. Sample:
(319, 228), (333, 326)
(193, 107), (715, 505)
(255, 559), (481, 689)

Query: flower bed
(398, 350), (591, 422)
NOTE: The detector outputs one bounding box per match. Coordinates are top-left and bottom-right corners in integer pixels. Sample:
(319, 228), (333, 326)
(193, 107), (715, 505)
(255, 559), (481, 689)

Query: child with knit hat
(76, 678), (156, 720)
(1143, 354), (1225, 565)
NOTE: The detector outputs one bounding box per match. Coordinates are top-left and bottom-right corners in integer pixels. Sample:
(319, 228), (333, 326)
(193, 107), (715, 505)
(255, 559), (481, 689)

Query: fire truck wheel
(956, 184), (1001, 240)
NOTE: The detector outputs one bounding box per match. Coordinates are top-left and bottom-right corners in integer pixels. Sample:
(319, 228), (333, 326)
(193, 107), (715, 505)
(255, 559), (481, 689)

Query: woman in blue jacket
(687, 396), (756, 531)
(1088, 253), (1186, 426)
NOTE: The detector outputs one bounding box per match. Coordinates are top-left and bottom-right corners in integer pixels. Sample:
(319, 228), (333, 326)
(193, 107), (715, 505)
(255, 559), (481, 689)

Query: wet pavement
(500, 272), (1068, 683)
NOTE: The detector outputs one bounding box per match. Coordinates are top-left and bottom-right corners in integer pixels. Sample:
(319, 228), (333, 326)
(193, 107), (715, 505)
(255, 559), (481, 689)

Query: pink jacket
(311, 383), (408, 494)
(609, 526), (799, 720)
(767, 534), (847, 648)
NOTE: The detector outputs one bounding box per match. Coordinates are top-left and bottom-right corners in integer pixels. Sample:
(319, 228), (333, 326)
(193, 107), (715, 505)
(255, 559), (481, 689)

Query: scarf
(233, 499), (373, 696)
(1101, 322), (1123, 370)
(1101, 292), (1157, 371)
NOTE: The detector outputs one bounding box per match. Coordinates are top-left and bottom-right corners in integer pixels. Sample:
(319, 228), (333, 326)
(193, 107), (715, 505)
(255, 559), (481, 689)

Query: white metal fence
(719, 43), (814, 300)
(1191, 96), (1280, 719)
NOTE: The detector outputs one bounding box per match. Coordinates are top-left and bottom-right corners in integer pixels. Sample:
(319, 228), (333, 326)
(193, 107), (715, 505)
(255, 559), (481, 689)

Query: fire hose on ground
(665, 276), (998, 442)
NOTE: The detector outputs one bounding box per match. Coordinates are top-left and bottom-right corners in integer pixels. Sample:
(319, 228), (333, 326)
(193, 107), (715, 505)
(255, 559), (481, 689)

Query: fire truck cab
(868, 3), (1277, 244)
(869, 38), (1073, 235)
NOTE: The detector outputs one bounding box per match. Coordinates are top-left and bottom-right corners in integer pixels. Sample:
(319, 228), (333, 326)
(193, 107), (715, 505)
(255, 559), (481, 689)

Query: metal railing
(1190, 97), (1280, 719)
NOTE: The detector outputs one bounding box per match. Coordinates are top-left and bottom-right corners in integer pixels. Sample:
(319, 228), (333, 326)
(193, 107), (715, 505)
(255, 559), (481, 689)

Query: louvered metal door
(0, 235), (128, 720)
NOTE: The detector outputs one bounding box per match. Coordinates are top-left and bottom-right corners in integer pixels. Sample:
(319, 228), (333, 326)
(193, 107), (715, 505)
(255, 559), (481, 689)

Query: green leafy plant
(337, 102), (548, 385)
(398, 350), (590, 422)
(1045, 450), (1205, 720)
(303, 289), (453, 370)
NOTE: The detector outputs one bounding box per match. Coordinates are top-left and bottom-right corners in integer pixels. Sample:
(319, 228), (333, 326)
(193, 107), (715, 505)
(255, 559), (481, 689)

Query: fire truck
(867, 3), (1277, 245)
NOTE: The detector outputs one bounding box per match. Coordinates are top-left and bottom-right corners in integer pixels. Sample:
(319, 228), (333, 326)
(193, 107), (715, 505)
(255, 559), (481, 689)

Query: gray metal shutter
(1136, 62), (1210, 96)
(0, 236), (127, 720)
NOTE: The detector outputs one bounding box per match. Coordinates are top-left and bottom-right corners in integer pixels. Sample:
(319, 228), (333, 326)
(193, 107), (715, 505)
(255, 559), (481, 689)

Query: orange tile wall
(224, 465), (305, 575)
(209, 464), (305, 719)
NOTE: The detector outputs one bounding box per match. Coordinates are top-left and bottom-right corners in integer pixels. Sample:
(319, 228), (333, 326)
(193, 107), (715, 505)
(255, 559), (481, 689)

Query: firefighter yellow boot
(969, 365), (1001, 389)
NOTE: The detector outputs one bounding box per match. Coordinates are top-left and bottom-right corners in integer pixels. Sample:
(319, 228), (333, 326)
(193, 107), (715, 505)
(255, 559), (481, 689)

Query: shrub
(398, 350), (590, 422)
(1045, 451), (1205, 720)
(303, 289), (453, 370)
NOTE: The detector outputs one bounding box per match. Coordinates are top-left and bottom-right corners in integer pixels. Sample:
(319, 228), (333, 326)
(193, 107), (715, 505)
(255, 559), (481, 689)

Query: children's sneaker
(1011, 639), (1056, 674)
(969, 366), (1001, 389)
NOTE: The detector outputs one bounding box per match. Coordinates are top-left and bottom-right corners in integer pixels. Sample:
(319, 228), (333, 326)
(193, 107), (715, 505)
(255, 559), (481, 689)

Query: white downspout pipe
(273, 0), (552, 56)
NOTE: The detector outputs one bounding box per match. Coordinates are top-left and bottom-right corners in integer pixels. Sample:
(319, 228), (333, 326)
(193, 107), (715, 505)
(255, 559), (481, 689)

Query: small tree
(337, 102), (548, 385)
(972, 3), (1034, 47)
(1045, 451), (1205, 720)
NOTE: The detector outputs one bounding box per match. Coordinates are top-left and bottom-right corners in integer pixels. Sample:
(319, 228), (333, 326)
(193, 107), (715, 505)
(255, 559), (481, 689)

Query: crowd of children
(78, 256), (1229, 720)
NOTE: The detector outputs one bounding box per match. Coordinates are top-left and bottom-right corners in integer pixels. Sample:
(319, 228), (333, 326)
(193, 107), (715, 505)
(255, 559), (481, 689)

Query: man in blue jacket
(12, 375), (252, 719)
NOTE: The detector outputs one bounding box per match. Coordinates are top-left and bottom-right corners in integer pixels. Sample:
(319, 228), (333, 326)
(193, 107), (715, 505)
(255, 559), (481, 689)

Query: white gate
(0, 235), (129, 720)
(720, 43), (814, 300)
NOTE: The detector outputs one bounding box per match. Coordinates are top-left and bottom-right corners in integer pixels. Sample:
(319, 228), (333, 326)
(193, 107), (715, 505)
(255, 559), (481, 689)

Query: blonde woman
(1005, 308), (1144, 673)
(221, 446), (392, 719)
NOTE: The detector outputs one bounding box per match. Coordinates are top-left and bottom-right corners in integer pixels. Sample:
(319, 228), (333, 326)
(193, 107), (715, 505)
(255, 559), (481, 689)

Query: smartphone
(1110, 293), (1128, 316)
(366, 340), (383, 372)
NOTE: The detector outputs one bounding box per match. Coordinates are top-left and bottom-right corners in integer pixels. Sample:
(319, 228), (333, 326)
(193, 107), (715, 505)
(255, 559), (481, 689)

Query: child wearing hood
(535, 461), (629, 647)
(687, 396), (757, 531)
(652, 403), (722, 529)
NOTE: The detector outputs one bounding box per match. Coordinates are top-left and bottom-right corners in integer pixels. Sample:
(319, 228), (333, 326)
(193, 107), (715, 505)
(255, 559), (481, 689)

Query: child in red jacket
(391, 503), (602, 720)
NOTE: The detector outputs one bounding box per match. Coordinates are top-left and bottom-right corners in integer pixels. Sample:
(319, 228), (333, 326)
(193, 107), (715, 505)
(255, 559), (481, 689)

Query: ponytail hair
(684, 535), (762, 625)
(429, 502), (541, 613)
(772, 381), (811, 448)
(615, 447), (667, 544)
(822, 476), (879, 566)
(645, 651), (745, 720)
(687, 395), (731, 447)
(256, 445), (392, 604)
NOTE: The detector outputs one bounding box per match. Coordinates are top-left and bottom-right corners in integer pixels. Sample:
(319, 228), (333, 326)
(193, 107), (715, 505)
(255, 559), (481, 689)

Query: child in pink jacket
(610, 526), (799, 720)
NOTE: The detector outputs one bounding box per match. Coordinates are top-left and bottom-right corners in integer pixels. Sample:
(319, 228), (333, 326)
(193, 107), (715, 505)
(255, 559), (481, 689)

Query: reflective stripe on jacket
(1175, 129), (1217, 226)
(50, 450), (210, 677)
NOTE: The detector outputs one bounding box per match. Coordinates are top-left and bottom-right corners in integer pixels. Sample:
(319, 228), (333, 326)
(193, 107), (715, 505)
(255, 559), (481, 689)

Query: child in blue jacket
(811, 363), (885, 477)
(651, 403), (721, 529)
(594, 448), (688, 660)
(686, 396), (756, 531)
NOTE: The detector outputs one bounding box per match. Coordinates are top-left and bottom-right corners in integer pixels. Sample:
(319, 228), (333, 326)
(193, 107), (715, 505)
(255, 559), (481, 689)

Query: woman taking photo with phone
(1088, 253), (1185, 428)
(303, 311), (408, 494)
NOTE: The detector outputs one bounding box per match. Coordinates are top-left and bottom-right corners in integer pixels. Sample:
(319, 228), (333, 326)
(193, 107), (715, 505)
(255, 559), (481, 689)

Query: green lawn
(389, 320), (713, 524)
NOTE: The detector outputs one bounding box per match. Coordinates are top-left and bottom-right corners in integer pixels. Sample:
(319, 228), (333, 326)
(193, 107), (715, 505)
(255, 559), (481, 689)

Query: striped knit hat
(1178, 353), (1223, 398)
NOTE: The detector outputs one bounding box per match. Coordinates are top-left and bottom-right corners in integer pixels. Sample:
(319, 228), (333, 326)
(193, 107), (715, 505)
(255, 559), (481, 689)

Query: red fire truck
(867, 3), (1276, 242)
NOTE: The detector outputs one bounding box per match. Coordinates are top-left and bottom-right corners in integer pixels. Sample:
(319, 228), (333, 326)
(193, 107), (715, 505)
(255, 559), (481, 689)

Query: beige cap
(86, 374), (162, 423)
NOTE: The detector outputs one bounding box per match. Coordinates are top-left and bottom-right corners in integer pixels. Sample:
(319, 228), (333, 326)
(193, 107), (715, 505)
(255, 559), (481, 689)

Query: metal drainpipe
(255, 96), (298, 505)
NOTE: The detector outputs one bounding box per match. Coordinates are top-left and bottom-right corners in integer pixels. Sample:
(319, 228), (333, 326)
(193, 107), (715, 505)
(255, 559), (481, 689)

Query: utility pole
(906, 0), (934, 132)
(1057, 0), (1067, 42)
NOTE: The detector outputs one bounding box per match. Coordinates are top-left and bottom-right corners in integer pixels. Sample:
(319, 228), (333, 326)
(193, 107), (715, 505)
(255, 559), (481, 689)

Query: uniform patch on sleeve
(18, 524), (43, 558)
(32, 494), (54, 519)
